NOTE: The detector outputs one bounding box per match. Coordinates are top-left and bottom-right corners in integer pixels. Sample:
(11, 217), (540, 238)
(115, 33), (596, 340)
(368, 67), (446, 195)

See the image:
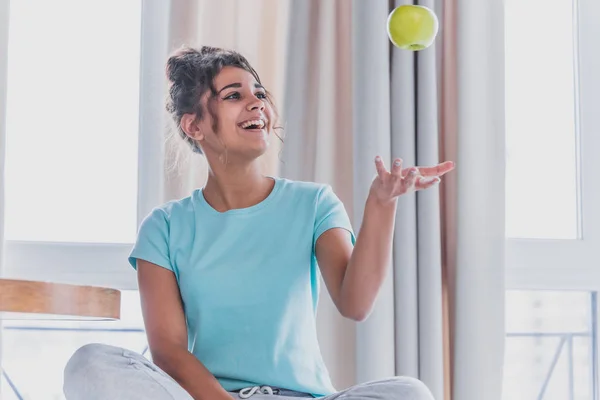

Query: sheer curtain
(443, 0), (506, 397)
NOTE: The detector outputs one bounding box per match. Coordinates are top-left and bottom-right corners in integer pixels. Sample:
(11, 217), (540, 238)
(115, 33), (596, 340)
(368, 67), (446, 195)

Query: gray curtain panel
(352, 0), (445, 398)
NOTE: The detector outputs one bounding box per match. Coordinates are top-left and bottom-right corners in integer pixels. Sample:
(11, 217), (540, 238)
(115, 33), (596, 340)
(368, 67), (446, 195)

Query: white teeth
(240, 119), (265, 129)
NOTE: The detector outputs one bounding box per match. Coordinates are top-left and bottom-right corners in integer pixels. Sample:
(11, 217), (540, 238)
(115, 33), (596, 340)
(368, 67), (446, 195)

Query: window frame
(505, 0), (600, 397)
(505, 0), (600, 290)
(2, 0), (171, 290)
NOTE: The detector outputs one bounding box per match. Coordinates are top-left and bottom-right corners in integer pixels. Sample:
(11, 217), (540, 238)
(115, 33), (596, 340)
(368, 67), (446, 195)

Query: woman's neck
(202, 161), (274, 212)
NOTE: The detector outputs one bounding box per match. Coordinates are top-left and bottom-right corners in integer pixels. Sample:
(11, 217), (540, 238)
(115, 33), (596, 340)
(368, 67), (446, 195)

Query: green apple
(387, 5), (439, 51)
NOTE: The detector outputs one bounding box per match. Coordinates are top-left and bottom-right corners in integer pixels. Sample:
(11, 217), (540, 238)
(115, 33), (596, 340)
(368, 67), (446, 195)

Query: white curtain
(446, 0), (506, 398)
(0, 0), (11, 383)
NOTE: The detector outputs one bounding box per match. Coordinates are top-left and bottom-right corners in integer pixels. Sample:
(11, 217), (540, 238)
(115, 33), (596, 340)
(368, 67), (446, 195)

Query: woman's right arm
(137, 260), (232, 400)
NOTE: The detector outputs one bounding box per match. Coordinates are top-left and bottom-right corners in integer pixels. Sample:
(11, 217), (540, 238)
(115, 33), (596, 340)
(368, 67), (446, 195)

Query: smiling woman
(165, 46), (283, 160)
(60, 43), (452, 400)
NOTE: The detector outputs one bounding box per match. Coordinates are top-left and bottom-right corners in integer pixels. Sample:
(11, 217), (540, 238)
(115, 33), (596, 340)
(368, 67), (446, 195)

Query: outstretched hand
(369, 156), (455, 204)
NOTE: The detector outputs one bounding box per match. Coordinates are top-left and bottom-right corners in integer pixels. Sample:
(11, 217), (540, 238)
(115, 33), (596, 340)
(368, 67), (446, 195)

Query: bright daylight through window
(4, 0), (140, 244)
(503, 0), (596, 399)
(1, 1), (144, 399)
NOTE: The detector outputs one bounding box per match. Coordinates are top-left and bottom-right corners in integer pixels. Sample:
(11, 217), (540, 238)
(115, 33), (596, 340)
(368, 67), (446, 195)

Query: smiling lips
(238, 118), (266, 130)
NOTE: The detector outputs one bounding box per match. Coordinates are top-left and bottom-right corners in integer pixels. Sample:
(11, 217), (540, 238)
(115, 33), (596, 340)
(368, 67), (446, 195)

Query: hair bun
(165, 46), (201, 84)
(198, 46), (222, 56)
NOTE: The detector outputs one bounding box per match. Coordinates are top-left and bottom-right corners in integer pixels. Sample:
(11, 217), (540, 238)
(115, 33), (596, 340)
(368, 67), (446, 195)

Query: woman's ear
(180, 113), (205, 141)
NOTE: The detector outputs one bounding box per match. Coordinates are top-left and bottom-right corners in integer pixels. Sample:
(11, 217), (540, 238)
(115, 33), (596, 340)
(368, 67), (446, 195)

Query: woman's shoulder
(275, 176), (330, 196)
(143, 191), (198, 223)
(276, 177), (342, 207)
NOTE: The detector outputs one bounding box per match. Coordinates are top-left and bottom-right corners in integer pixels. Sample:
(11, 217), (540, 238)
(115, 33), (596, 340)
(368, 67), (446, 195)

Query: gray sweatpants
(63, 344), (435, 400)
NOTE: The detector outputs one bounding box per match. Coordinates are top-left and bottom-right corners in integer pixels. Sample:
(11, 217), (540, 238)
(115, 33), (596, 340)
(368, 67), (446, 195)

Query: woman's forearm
(340, 194), (398, 321)
(338, 157), (452, 321)
(154, 346), (231, 400)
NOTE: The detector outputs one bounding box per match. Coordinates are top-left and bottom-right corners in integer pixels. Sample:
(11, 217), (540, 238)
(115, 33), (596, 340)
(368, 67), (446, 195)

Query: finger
(401, 164), (424, 178)
(401, 166), (415, 178)
(418, 161), (454, 177)
(418, 161), (455, 177)
(391, 158), (403, 177)
(416, 176), (441, 190)
(374, 156), (387, 179)
(403, 167), (419, 189)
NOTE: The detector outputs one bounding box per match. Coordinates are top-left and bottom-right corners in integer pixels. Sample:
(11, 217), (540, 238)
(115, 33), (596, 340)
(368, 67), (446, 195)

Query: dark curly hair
(165, 46), (281, 154)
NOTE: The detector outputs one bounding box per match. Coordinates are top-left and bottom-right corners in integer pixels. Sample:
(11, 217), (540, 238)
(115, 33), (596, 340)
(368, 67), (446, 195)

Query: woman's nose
(247, 98), (265, 111)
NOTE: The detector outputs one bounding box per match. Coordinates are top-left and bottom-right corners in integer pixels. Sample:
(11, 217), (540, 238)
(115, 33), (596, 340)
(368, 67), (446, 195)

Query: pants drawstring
(238, 385), (276, 398)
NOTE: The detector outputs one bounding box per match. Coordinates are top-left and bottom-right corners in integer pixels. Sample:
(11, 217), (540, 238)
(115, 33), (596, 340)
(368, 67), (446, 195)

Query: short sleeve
(128, 207), (173, 272)
(313, 185), (356, 249)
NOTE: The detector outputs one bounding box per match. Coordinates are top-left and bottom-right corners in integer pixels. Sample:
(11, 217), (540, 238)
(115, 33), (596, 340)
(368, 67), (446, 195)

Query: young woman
(63, 46), (454, 400)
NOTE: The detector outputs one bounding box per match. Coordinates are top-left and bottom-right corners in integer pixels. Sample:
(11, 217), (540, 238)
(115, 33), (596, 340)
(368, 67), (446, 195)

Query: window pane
(503, 290), (595, 400)
(1, 291), (147, 400)
(4, 0), (141, 243)
(505, 0), (579, 239)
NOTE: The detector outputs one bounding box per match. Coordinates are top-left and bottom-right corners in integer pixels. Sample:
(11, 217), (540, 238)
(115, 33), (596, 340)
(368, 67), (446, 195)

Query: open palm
(370, 156), (455, 203)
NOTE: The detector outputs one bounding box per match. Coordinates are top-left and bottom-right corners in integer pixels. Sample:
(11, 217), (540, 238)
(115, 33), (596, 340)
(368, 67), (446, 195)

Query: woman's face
(196, 66), (275, 160)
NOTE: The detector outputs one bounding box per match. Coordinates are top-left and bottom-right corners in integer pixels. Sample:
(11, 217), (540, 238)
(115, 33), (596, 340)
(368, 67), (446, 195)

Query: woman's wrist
(366, 190), (398, 211)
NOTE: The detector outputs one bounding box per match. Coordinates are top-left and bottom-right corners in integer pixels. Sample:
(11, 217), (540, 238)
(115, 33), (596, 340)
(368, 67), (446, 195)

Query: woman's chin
(237, 128), (270, 152)
(238, 126), (269, 139)
(248, 141), (270, 157)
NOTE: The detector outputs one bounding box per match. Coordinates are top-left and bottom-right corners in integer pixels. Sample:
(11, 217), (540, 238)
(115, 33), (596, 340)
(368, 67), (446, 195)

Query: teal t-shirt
(128, 177), (355, 397)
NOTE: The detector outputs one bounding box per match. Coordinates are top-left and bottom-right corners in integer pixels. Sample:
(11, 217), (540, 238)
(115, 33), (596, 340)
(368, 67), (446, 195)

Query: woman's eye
(223, 91), (267, 100)
(224, 92), (240, 100)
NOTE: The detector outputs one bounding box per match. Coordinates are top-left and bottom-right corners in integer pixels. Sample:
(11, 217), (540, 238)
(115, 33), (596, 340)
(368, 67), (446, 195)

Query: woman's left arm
(316, 157), (454, 321)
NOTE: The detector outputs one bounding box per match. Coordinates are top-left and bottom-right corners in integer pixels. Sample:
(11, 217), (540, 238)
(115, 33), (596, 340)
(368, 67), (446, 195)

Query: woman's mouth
(238, 118), (266, 131)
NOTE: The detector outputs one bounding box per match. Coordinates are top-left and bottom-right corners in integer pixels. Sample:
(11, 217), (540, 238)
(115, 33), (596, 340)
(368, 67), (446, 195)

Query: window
(505, 0), (579, 241)
(1, 0), (171, 398)
(503, 290), (596, 399)
(504, 0), (600, 399)
(2, 0), (170, 289)
(5, 0), (141, 245)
